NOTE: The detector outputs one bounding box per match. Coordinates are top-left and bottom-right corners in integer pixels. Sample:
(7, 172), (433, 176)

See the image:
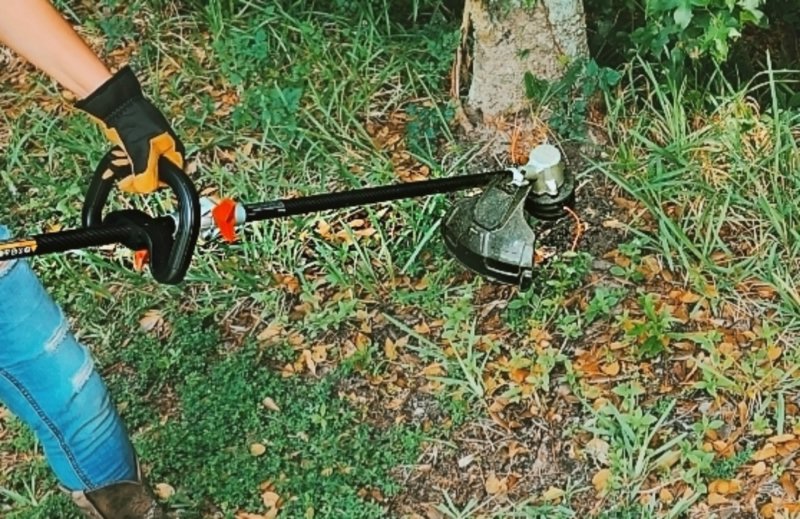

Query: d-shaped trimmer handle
(82, 148), (200, 284)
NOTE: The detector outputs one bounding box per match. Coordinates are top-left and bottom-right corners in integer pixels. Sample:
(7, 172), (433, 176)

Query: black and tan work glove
(76, 66), (184, 194)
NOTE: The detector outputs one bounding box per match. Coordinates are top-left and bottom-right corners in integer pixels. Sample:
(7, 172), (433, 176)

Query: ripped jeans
(0, 230), (136, 491)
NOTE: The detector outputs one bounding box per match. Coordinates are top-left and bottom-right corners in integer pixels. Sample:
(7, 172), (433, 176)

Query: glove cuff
(75, 66), (143, 121)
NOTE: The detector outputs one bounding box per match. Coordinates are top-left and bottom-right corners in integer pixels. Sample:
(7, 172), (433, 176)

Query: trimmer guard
(442, 176), (536, 287)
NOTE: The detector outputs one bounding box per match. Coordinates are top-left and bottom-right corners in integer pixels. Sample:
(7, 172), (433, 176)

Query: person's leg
(0, 227), (163, 517)
(0, 254), (137, 489)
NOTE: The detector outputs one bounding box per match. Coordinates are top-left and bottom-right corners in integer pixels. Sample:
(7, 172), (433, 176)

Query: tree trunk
(460, 0), (588, 121)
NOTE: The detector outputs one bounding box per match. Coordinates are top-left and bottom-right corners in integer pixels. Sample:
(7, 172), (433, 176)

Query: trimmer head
(442, 144), (575, 287)
(523, 143), (576, 221)
(443, 177), (536, 287)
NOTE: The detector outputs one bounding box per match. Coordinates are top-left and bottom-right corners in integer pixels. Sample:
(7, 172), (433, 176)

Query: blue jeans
(0, 228), (136, 491)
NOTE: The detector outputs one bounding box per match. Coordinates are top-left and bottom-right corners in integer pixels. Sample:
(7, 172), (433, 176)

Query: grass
(1, 1), (463, 517)
(130, 319), (423, 518)
(585, 55), (800, 518)
(598, 56), (800, 328)
(3, 0), (800, 518)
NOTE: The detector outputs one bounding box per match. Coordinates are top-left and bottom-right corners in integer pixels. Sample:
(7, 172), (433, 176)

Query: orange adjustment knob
(211, 198), (238, 243)
(133, 249), (149, 272)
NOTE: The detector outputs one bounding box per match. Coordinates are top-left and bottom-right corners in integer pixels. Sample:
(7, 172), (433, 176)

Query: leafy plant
(586, 0), (798, 64)
(138, 338), (422, 517)
(505, 252), (592, 332)
(405, 102), (455, 160)
(631, 0), (768, 62)
(525, 58), (621, 140)
(608, 239), (647, 283)
(705, 447), (753, 480)
(584, 286), (627, 323)
(385, 309), (495, 401)
(584, 393), (699, 514)
(619, 293), (676, 359)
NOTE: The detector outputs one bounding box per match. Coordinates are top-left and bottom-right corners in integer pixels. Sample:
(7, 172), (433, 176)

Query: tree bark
(460, 0), (588, 121)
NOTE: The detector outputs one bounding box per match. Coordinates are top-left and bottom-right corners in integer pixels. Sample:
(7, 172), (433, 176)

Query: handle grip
(81, 148), (200, 284)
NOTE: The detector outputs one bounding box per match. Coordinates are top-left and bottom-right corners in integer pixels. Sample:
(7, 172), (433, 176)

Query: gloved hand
(76, 66), (184, 194)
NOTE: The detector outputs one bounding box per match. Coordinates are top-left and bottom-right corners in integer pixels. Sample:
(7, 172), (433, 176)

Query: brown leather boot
(65, 462), (166, 519)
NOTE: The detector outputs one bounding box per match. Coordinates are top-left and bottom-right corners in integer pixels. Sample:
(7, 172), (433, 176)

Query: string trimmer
(0, 144), (575, 287)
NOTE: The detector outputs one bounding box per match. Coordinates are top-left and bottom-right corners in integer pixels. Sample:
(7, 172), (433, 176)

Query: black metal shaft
(0, 170), (510, 261)
(244, 170), (508, 221)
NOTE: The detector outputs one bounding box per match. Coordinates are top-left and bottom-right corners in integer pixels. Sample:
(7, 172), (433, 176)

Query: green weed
(525, 58), (621, 140)
(705, 447), (754, 480)
(619, 293), (677, 360)
(583, 391), (702, 517)
(599, 57), (800, 327)
(505, 252), (592, 333)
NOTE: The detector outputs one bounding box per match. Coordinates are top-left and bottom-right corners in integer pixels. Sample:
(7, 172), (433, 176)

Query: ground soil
(336, 139), (635, 517)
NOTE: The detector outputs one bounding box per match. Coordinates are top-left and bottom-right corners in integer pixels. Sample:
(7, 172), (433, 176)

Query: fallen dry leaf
(457, 454), (475, 468)
(711, 440), (734, 457)
(316, 219), (331, 238)
(288, 333), (305, 347)
(506, 441), (529, 459)
(601, 361), (621, 376)
(760, 503), (775, 519)
(257, 323), (283, 342)
(384, 338), (398, 361)
(640, 255), (662, 280)
(783, 503), (800, 514)
(602, 218), (624, 229)
(541, 486), (565, 502)
(592, 468), (612, 493)
(348, 218), (365, 229)
(311, 345), (328, 363)
(261, 490), (280, 509)
(708, 479), (742, 495)
(139, 309), (163, 332)
(488, 398), (508, 414)
(485, 472), (507, 495)
(509, 368), (528, 384)
(654, 449), (681, 470)
(277, 274), (300, 294)
(414, 322), (431, 335)
(769, 434), (796, 444)
(779, 472), (798, 500)
(679, 291), (702, 304)
(422, 363), (445, 377)
(753, 443), (778, 461)
(777, 440), (800, 456)
(154, 483), (175, 500)
(384, 397), (404, 411)
(767, 346), (783, 362)
(585, 437), (610, 466)
(262, 397), (281, 413)
(257, 482), (281, 518)
(751, 461), (768, 476)
(302, 349), (317, 376)
(707, 492), (728, 506)
(250, 443), (267, 457)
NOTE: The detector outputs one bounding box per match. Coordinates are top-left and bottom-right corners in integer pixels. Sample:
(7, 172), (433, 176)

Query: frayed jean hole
(44, 315), (70, 354)
(71, 351), (95, 394)
(0, 259), (19, 279)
